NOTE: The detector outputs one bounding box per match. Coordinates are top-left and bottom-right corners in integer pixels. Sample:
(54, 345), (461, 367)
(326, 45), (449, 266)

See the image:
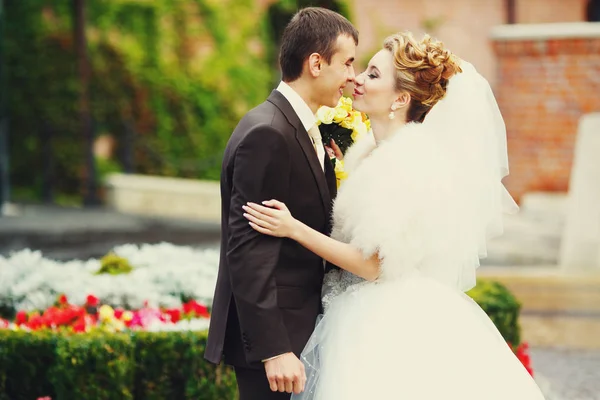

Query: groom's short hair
(279, 7), (358, 82)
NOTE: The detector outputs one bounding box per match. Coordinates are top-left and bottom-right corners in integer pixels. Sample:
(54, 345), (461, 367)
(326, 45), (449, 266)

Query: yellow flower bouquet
(316, 96), (370, 187)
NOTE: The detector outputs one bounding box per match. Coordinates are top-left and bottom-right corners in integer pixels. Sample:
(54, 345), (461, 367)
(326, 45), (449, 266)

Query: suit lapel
(323, 155), (337, 232)
(295, 125), (332, 213)
(267, 90), (332, 216)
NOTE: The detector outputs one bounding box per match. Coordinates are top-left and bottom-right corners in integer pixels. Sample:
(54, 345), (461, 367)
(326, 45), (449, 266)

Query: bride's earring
(389, 104), (398, 120)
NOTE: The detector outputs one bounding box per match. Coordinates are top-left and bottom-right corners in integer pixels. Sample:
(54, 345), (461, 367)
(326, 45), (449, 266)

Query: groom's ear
(307, 53), (322, 78)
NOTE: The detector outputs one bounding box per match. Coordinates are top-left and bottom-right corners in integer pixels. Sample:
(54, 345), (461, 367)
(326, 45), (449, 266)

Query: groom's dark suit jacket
(205, 90), (337, 368)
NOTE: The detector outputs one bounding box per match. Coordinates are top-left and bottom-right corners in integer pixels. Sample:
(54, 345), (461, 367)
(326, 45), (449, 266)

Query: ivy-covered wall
(3, 0), (351, 203)
(5, 0), (274, 201)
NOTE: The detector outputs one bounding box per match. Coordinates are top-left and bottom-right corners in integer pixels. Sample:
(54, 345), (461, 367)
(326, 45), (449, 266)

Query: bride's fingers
(249, 221), (274, 235)
(243, 211), (275, 230)
(247, 202), (281, 217)
(243, 204), (278, 225)
(261, 199), (288, 211)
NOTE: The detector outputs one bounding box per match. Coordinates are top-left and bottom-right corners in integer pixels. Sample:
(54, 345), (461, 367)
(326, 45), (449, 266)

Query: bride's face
(352, 50), (399, 118)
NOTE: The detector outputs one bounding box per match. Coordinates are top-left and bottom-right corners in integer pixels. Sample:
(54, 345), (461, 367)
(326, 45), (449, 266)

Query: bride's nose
(353, 73), (365, 87)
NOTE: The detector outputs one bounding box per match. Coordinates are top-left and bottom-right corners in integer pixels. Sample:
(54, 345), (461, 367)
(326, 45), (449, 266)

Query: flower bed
(0, 294), (210, 333)
(0, 244), (533, 400)
(0, 292), (229, 399)
(0, 243), (219, 318)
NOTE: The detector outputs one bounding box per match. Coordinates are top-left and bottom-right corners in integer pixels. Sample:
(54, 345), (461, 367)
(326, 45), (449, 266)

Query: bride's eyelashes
(367, 73), (378, 79)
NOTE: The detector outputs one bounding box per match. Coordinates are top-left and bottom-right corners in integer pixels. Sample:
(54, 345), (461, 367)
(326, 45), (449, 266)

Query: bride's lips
(353, 89), (363, 97)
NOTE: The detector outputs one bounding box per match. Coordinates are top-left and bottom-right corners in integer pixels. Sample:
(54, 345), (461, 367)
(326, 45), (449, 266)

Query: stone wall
(104, 174), (221, 223)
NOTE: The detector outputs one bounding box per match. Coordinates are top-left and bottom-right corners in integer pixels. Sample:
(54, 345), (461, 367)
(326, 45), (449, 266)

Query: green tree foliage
(4, 0), (275, 201)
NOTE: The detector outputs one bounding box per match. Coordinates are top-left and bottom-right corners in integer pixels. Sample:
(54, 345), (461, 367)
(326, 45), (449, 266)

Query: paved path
(480, 268), (600, 399)
(0, 204), (220, 260)
(532, 348), (600, 400)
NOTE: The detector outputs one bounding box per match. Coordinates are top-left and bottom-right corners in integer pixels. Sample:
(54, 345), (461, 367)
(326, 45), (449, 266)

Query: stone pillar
(559, 113), (600, 271)
(491, 22), (600, 202)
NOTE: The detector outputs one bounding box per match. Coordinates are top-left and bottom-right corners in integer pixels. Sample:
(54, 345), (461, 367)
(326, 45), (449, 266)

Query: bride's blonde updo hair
(383, 32), (462, 123)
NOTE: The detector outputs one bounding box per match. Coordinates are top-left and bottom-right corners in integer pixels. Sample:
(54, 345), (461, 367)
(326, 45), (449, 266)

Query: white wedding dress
(292, 63), (546, 400)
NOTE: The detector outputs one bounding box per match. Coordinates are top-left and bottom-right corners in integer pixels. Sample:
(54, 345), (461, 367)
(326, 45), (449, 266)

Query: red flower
(513, 342), (534, 377)
(86, 294), (99, 307)
(15, 310), (28, 325)
(165, 308), (181, 323)
(183, 300), (210, 318)
(57, 294), (68, 305)
(114, 308), (124, 320)
(72, 317), (86, 333)
(27, 314), (43, 330)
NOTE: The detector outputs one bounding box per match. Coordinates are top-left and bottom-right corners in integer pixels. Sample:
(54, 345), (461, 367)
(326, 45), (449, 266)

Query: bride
(242, 32), (546, 399)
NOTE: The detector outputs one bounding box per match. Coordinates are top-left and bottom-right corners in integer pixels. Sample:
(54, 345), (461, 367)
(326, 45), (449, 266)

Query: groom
(205, 7), (358, 400)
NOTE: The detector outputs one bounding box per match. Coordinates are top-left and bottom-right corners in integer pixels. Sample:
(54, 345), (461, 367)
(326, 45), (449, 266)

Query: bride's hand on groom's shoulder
(264, 352), (307, 394)
(242, 200), (300, 239)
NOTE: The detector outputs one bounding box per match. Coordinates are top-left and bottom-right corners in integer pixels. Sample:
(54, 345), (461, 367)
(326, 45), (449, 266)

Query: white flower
(0, 243), (220, 312)
(352, 122), (368, 141)
(316, 106), (335, 124)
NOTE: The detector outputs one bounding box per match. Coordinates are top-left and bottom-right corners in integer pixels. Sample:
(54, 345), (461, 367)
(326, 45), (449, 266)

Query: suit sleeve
(226, 124), (292, 363)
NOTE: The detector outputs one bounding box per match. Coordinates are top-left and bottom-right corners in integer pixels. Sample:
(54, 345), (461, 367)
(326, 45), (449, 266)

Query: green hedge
(467, 279), (522, 346)
(0, 278), (520, 399)
(0, 330), (237, 400)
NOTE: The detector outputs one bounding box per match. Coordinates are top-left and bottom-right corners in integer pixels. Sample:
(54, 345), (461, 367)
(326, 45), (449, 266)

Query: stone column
(559, 113), (600, 271)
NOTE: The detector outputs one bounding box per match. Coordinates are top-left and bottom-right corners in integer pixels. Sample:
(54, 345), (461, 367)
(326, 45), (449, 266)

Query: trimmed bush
(96, 252), (134, 275)
(0, 330), (57, 400)
(0, 330), (237, 400)
(133, 331), (236, 400)
(50, 332), (135, 400)
(467, 279), (522, 346)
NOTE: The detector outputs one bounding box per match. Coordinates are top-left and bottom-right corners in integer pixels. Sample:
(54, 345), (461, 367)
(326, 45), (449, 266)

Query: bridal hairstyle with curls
(384, 32), (462, 123)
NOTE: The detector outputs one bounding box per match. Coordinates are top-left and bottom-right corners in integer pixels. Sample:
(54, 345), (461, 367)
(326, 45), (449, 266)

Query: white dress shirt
(276, 81), (317, 132)
(276, 82), (325, 170)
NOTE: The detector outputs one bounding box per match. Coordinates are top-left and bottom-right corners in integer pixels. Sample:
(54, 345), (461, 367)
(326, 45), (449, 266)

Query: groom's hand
(264, 352), (306, 394)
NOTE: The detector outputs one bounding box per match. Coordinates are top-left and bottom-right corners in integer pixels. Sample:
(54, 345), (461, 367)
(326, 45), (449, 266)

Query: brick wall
(258, 0), (589, 87)
(492, 23), (600, 201)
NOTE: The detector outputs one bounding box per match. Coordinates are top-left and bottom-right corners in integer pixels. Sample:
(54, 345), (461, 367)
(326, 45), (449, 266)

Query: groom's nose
(347, 65), (356, 81)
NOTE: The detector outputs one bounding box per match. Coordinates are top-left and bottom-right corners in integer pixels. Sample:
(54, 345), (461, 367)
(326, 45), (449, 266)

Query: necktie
(308, 124), (325, 171)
